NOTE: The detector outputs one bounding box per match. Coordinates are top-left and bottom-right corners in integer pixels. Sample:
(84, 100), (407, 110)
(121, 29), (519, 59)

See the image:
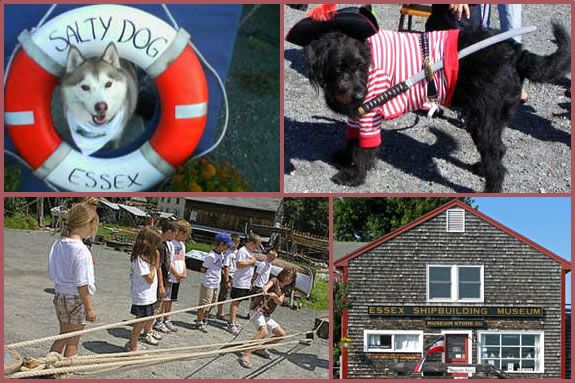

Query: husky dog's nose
(95, 102), (108, 113)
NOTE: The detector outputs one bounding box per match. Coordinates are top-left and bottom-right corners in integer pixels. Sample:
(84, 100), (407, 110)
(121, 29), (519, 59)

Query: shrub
(167, 157), (251, 192)
(5, 214), (38, 230)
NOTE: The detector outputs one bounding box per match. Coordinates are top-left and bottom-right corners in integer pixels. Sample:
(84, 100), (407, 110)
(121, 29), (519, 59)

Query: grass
(301, 278), (329, 311)
(4, 214), (38, 230)
(185, 242), (212, 252)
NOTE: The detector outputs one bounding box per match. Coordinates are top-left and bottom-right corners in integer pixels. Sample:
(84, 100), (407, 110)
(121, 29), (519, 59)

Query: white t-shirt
(48, 238), (95, 296)
(202, 250), (224, 289)
(232, 246), (256, 289)
(169, 240), (186, 283)
(223, 249), (237, 277)
(130, 256), (158, 305)
(253, 260), (273, 288)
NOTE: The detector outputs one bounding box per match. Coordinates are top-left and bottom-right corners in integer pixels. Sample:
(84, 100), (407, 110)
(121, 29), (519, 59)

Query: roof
(118, 204), (149, 217)
(333, 241), (369, 261)
(184, 198), (282, 212)
(335, 199), (571, 271)
(99, 198), (119, 210)
(158, 211), (176, 219)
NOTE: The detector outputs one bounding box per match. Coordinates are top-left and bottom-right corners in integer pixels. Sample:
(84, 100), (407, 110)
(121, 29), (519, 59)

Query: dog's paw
(331, 169), (365, 186)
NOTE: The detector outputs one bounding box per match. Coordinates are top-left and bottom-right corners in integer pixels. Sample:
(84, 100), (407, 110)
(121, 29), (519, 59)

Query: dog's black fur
(303, 23), (571, 192)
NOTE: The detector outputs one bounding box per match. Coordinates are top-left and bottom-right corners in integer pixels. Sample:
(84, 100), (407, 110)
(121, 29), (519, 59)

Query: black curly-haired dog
(303, 24), (570, 192)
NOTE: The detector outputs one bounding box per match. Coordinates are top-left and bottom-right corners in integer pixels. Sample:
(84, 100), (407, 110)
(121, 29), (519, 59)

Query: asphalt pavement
(3, 229), (328, 379)
(284, 4), (571, 193)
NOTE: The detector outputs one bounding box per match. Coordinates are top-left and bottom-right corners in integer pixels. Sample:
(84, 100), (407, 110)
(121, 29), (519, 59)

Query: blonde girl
(127, 227), (162, 351)
(48, 202), (99, 357)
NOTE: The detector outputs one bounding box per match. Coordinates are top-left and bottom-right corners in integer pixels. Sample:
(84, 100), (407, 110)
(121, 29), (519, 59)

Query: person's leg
(206, 288), (219, 316)
(498, 4), (522, 42)
(144, 317), (154, 336)
(129, 321), (147, 350)
(480, 4), (491, 28)
(61, 323), (85, 357)
(229, 300), (239, 325)
(270, 325), (286, 343)
(216, 279), (228, 318)
(197, 285), (205, 323)
(241, 319), (268, 367)
(50, 321), (67, 354)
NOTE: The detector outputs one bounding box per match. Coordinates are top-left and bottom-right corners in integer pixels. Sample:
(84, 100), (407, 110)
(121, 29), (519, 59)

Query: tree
(334, 197), (475, 241)
(281, 198), (328, 236)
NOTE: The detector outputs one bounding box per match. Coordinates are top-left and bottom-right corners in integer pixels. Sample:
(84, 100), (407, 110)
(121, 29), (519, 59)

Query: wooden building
(157, 197), (282, 242)
(335, 200), (570, 379)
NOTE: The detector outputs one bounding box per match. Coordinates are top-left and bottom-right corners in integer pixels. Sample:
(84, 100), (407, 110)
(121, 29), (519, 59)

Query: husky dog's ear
(101, 43), (121, 69)
(66, 46), (85, 73)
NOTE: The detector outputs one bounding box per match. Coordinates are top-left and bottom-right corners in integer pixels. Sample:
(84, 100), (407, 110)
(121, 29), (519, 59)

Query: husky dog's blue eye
(105, 81), (113, 88)
(81, 84), (90, 91)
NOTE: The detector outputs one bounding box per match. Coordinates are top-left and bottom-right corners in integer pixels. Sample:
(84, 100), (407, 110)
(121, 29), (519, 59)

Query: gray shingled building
(335, 199), (570, 379)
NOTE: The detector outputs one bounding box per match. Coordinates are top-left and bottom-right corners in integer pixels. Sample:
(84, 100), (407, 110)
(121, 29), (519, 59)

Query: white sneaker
(227, 324), (240, 336)
(150, 329), (163, 340)
(154, 321), (171, 334)
(140, 333), (159, 345)
(164, 320), (178, 332)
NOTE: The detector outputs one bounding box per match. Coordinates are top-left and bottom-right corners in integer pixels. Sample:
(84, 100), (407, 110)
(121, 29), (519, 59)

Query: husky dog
(59, 43), (139, 154)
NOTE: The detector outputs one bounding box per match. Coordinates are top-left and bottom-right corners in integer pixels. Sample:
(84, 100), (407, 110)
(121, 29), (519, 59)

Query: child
(240, 267), (296, 368)
(127, 227), (162, 352)
(48, 202), (99, 357)
(216, 234), (241, 320)
(195, 232), (235, 332)
(252, 250), (277, 295)
(153, 221), (176, 334)
(228, 233), (262, 335)
(164, 220), (191, 332)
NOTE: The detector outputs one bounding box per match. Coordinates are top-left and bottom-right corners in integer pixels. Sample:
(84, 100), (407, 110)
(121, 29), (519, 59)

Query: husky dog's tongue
(67, 107), (126, 156)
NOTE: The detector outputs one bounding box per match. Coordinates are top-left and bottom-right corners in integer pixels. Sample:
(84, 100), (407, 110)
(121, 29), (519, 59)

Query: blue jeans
(481, 4), (523, 43)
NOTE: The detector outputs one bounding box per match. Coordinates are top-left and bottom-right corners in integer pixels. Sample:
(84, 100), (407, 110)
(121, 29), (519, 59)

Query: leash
(358, 26), (537, 116)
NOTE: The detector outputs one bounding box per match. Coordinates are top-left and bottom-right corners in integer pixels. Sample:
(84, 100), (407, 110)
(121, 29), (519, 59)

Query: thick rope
(9, 340), (303, 379)
(6, 292), (264, 349)
(31, 329), (312, 366)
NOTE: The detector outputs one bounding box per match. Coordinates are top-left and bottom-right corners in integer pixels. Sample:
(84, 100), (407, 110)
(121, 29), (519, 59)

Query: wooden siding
(345, 210), (563, 379)
(184, 201), (276, 233)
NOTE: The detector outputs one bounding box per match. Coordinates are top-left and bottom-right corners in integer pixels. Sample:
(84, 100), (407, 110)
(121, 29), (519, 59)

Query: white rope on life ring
(5, 4), (216, 192)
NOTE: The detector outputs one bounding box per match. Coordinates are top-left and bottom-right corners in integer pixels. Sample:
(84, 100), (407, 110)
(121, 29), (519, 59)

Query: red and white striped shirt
(347, 30), (460, 148)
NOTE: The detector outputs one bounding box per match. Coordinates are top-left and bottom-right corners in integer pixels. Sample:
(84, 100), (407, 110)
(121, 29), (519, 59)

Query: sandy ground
(284, 4), (571, 193)
(3, 229), (328, 379)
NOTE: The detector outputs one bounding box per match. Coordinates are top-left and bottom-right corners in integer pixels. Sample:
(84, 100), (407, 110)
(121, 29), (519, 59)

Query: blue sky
(473, 197), (571, 303)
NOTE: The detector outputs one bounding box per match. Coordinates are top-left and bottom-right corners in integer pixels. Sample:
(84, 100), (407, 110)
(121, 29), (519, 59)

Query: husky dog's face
(61, 43), (129, 126)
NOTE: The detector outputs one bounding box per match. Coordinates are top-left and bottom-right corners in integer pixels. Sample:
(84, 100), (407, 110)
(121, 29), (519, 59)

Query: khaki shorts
(199, 285), (220, 313)
(54, 294), (86, 325)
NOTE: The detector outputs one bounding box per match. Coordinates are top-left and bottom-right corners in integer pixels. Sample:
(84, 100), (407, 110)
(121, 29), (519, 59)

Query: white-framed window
(427, 265), (484, 302)
(446, 208), (465, 232)
(363, 330), (423, 353)
(189, 211), (198, 222)
(477, 331), (544, 373)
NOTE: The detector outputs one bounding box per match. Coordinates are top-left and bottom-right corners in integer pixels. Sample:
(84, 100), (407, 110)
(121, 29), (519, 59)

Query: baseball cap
(216, 232), (236, 247)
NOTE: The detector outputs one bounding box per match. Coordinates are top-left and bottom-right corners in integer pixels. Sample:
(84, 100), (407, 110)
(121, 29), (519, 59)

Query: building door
(445, 334), (469, 364)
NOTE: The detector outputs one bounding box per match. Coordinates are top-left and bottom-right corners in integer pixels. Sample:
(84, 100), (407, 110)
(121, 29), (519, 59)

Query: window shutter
(447, 209), (465, 232)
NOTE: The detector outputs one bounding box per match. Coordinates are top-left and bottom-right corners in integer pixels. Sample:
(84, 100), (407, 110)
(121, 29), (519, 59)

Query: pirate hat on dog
(286, 4), (379, 47)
